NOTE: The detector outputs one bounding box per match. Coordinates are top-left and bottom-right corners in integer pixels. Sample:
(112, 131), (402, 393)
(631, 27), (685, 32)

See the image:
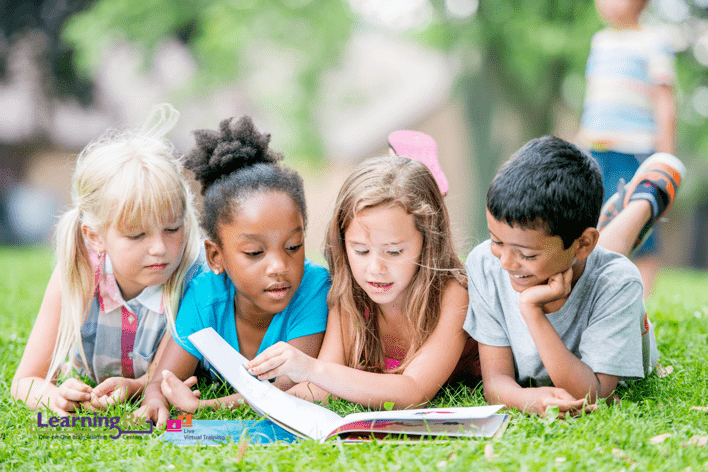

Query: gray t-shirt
(464, 240), (657, 386)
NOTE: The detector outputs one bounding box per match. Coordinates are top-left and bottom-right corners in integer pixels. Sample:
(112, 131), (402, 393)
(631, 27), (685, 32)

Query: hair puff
(185, 116), (283, 194)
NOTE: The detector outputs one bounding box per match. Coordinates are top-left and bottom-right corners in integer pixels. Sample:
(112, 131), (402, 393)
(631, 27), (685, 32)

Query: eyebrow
(347, 240), (404, 246)
(488, 230), (537, 250)
(239, 227), (304, 241)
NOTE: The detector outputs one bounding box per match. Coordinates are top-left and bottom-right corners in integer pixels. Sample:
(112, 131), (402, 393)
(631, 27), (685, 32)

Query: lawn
(1, 247), (707, 471)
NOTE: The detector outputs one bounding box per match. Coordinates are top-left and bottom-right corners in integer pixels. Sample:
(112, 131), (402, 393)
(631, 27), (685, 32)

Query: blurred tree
(0, 0), (95, 102)
(417, 0), (708, 240)
(0, 0), (95, 244)
(62, 0), (354, 162)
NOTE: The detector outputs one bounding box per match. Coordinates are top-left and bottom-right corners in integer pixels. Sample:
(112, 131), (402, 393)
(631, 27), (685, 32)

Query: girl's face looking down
(344, 205), (423, 316)
(206, 191), (306, 318)
(85, 216), (186, 301)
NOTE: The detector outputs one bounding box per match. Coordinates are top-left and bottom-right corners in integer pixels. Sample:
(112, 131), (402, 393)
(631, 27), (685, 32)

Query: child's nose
(149, 235), (167, 255)
(368, 254), (386, 275)
(498, 249), (519, 272)
(266, 251), (289, 276)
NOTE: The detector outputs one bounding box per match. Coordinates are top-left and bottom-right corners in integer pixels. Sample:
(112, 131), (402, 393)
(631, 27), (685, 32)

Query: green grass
(1, 247), (707, 471)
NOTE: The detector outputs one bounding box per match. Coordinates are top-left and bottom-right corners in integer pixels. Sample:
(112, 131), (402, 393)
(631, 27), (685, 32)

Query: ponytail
(45, 207), (92, 387)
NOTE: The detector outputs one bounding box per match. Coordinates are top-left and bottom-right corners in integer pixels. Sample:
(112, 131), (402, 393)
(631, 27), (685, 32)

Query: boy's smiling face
(486, 209), (582, 293)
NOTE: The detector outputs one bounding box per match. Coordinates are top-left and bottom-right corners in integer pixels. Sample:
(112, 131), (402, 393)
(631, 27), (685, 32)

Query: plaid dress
(70, 250), (203, 382)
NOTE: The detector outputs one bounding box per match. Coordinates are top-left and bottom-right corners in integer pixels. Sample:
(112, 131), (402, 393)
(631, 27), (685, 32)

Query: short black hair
(487, 136), (603, 249)
(183, 116), (306, 246)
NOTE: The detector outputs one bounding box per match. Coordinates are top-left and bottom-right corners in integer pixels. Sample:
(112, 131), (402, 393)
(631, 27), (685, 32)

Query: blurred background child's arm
(654, 83), (676, 154)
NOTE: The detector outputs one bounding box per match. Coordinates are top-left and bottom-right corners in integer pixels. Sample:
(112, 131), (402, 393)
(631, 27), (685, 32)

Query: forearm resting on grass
(11, 268), (93, 415)
(483, 371), (594, 418)
(137, 339), (200, 425)
(479, 344), (600, 418)
(161, 369), (243, 413)
(520, 303), (618, 402)
(12, 376), (92, 415)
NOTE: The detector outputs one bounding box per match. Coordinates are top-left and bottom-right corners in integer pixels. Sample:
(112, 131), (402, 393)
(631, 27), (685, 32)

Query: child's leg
(597, 152), (685, 259)
(598, 199), (652, 256)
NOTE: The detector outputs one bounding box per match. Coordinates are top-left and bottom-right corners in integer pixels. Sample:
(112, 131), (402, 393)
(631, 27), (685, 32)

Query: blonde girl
(12, 106), (203, 415)
(246, 155), (481, 409)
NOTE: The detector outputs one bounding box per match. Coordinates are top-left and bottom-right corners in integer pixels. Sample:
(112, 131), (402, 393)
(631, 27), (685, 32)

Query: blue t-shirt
(174, 259), (330, 366)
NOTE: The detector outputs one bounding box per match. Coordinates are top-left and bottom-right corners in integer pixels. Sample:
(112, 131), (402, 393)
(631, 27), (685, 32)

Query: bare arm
(137, 338), (199, 426)
(479, 343), (593, 417)
(517, 269), (619, 402)
(12, 267), (93, 414)
(161, 332), (325, 413)
(249, 280), (469, 409)
(654, 83), (676, 154)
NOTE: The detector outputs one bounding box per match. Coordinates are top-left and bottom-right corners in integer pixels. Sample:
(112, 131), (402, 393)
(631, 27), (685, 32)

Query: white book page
(189, 328), (343, 440)
(338, 405), (503, 425)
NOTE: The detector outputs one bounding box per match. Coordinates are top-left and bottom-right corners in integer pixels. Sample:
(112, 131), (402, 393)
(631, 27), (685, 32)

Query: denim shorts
(590, 150), (658, 258)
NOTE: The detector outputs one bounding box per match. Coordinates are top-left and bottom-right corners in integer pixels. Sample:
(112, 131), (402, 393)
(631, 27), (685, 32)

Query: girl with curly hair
(245, 153), (481, 409)
(138, 116), (330, 426)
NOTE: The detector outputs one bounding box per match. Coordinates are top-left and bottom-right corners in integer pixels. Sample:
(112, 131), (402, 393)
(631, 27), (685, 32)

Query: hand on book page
(188, 328), (511, 442)
(244, 341), (315, 383)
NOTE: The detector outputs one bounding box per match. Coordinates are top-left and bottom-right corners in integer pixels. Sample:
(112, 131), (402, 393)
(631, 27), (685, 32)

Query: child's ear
(573, 227), (600, 260)
(204, 239), (224, 275)
(82, 224), (105, 254)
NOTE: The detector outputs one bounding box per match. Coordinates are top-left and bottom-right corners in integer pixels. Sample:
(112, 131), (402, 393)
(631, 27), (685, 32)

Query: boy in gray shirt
(464, 136), (684, 417)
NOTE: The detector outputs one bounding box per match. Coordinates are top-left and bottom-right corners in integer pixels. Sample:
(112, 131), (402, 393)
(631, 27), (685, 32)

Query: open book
(188, 328), (509, 442)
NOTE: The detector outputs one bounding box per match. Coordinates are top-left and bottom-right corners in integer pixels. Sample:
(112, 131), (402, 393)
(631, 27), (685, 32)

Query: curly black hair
(184, 115), (307, 245)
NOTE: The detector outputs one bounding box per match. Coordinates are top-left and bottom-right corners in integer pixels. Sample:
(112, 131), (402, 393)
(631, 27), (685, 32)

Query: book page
(339, 405), (503, 424)
(189, 328), (343, 440)
(325, 414), (508, 441)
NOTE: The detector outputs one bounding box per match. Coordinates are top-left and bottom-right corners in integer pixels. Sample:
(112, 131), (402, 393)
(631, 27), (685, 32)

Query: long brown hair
(325, 155), (466, 373)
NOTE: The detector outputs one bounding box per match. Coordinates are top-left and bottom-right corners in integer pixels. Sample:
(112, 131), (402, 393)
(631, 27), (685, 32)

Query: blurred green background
(1, 0), (707, 269)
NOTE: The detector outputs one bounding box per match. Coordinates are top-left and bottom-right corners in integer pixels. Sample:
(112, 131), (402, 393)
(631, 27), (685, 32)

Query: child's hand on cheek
(245, 342), (315, 384)
(160, 371), (201, 414)
(519, 267), (573, 310)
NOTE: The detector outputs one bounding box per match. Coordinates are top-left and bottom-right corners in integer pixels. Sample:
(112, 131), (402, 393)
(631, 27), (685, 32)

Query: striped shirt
(578, 27), (676, 154)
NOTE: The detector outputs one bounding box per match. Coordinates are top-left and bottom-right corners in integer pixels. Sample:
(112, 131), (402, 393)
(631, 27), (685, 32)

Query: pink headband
(387, 130), (449, 196)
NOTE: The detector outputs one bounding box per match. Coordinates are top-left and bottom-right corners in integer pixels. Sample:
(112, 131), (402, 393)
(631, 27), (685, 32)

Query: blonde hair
(47, 105), (200, 384)
(325, 155), (466, 373)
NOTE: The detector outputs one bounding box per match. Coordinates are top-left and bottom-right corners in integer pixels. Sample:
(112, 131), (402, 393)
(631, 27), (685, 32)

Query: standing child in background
(578, 0), (677, 297)
(465, 136), (684, 418)
(12, 105), (204, 415)
(139, 116), (330, 426)
(245, 153), (481, 409)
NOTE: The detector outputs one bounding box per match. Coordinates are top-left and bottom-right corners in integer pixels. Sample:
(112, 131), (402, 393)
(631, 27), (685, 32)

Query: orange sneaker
(598, 152), (685, 254)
